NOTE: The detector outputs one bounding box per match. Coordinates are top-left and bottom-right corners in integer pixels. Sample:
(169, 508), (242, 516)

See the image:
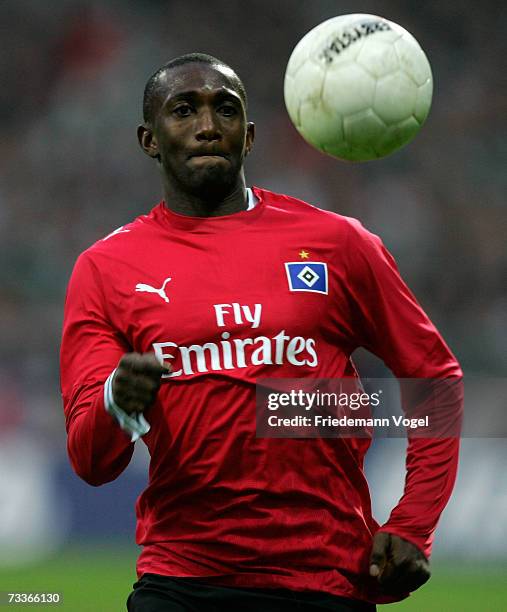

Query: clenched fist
(369, 531), (430, 595)
(112, 352), (171, 415)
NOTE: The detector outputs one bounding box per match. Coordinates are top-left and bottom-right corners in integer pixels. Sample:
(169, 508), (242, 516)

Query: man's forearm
(379, 377), (464, 556)
(66, 386), (135, 486)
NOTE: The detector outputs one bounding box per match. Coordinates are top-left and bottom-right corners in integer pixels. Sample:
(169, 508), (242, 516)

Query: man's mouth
(188, 152), (227, 160)
(187, 153), (229, 167)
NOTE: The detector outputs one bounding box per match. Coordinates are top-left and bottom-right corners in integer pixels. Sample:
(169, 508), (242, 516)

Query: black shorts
(127, 574), (376, 612)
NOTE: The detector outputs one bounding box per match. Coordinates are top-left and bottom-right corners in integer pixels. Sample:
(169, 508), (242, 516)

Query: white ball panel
(395, 36), (432, 86)
(285, 39), (310, 78)
(414, 79), (433, 124)
(289, 60), (325, 102)
(343, 109), (387, 160)
(323, 63), (375, 116)
(283, 73), (299, 125)
(284, 61), (325, 126)
(298, 99), (344, 150)
(357, 40), (399, 78)
(374, 71), (418, 123)
(375, 116), (421, 157)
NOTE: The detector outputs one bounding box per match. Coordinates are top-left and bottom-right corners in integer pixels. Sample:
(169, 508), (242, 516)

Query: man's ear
(245, 121), (255, 156)
(137, 124), (160, 159)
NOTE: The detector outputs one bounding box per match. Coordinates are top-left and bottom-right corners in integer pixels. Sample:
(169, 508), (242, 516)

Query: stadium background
(1, 0), (505, 609)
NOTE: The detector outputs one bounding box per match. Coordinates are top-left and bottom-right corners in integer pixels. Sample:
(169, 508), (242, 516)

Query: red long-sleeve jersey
(60, 187), (462, 604)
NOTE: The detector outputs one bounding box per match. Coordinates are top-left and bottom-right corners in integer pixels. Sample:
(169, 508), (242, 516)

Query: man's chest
(105, 233), (349, 376)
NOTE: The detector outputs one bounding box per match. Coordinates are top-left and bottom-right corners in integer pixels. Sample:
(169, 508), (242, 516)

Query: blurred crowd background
(0, 0), (505, 568)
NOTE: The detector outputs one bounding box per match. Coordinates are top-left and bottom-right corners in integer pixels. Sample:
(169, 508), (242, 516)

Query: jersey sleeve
(343, 220), (463, 557)
(60, 251), (135, 486)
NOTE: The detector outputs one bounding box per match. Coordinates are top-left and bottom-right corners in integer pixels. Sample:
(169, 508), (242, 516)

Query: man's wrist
(103, 369), (150, 442)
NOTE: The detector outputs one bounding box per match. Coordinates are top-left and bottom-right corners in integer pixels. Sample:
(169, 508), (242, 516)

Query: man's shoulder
(81, 208), (158, 262)
(256, 186), (367, 235)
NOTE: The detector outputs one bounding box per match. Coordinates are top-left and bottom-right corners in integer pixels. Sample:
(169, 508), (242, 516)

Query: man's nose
(195, 108), (221, 141)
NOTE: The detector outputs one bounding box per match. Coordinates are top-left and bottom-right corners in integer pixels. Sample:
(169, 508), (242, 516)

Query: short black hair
(142, 53), (247, 124)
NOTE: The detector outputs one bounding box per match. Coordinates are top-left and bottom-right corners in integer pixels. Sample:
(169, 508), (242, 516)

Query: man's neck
(162, 181), (248, 218)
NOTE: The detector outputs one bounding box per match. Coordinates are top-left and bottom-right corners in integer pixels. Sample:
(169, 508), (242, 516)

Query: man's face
(142, 63), (254, 199)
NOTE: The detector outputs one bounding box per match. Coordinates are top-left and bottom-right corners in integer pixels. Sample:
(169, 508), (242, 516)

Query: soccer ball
(284, 14), (433, 161)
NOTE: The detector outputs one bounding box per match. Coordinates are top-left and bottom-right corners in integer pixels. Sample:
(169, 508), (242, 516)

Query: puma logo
(103, 226), (131, 241)
(135, 277), (172, 303)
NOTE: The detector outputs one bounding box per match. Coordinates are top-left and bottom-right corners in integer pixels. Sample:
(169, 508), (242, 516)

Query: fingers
(369, 531), (390, 578)
(112, 352), (171, 414)
(118, 352), (171, 377)
(381, 558), (430, 594)
(113, 371), (159, 411)
(370, 532), (431, 595)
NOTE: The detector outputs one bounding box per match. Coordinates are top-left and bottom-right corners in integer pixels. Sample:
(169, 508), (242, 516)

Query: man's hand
(369, 531), (430, 595)
(112, 353), (170, 414)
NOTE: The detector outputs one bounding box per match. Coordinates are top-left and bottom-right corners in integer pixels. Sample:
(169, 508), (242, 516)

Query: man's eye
(173, 105), (192, 117)
(219, 104), (237, 116)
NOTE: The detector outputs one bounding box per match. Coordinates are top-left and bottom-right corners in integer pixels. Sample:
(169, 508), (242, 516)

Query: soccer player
(60, 54), (463, 611)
